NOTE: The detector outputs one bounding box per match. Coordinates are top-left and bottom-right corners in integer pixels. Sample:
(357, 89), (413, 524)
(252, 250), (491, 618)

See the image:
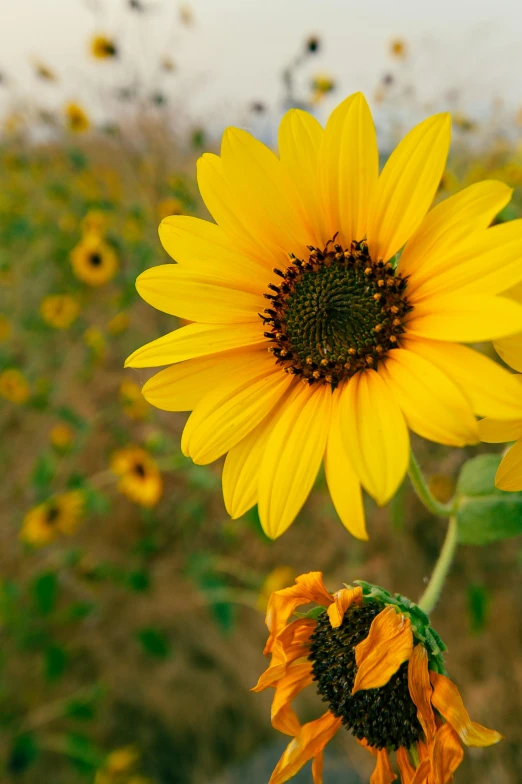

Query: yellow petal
(264, 572), (333, 655)
(319, 92), (378, 245)
(495, 439), (522, 491)
(158, 214), (271, 286)
(398, 180), (513, 286)
(142, 348), (258, 411)
(278, 109), (324, 246)
(431, 724), (464, 784)
(258, 383), (332, 539)
(495, 332), (522, 373)
(352, 605), (413, 693)
(367, 113), (451, 262)
(379, 348), (479, 446)
(407, 293), (522, 342)
(221, 127), (310, 263)
(403, 338), (522, 420)
(253, 618), (315, 691)
(370, 750), (397, 784)
(327, 586), (363, 629)
(409, 219), (522, 300)
(395, 747), (417, 784)
(478, 418), (522, 443)
(430, 672), (503, 747)
(324, 385), (368, 539)
(268, 711), (342, 784)
(339, 369), (410, 505)
(271, 660), (314, 735)
(311, 751), (324, 784)
(136, 264), (262, 322)
(407, 645), (437, 744)
(183, 358), (293, 465)
(125, 322), (266, 368)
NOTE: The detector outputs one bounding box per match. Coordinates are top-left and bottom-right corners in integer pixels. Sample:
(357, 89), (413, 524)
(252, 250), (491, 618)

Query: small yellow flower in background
(111, 446), (163, 507)
(157, 197), (183, 222)
(0, 369), (30, 404)
(105, 746), (140, 774)
(90, 35), (118, 60)
(40, 294), (80, 329)
(310, 74), (335, 104)
(84, 326), (107, 360)
(108, 312), (130, 335)
(127, 92), (522, 542)
(50, 423), (74, 451)
(71, 233), (118, 286)
(65, 102), (90, 133)
(390, 38), (407, 58)
(33, 60), (57, 82)
(453, 112), (477, 133)
(479, 283), (522, 490)
(81, 209), (109, 236)
(0, 316), (11, 342)
(160, 56), (176, 72)
(21, 491), (84, 547)
(255, 572), (501, 784)
(257, 565), (296, 611)
(120, 379), (150, 420)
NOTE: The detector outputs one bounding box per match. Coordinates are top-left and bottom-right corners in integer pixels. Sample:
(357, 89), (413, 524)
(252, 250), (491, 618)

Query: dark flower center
(89, 253), (102, 267)
(45, 505), (61, 526)
(309, 603), (422, 750)
(261, 240), (412, 388)
(133, 462), (146, 478)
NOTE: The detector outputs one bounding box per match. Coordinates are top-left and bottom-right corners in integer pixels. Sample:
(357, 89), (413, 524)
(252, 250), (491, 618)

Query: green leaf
(8, 733), (39, 773)
(32, 571), (58, 615)
(456, 454), (522, 545)
(136, 627), (171, 659)
(44, 644), (68, 681)
(65, 698), (96, 722)
(31, 454), (55, 494)
(467, 584), (489, 634)
(127, 569), (151, 593)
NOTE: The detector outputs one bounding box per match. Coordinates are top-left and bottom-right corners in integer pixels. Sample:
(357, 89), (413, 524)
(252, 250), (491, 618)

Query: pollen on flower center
(309, 603), (422, 750)
(261, 240), (412, 388)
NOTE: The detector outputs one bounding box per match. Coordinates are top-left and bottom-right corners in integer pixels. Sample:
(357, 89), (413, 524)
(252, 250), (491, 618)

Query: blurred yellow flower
(310, 74), (335, 104)
(50, 423), (75, 451)
(105, 746), (140, 774)
(40, 294), (80, 329)
(107, 312), (130, 335)
(81, 209), (109, 235)
(84, 326), (107, 360)
(0, 316), (11, 342)
(257, 565), (296, 610)
(33, 60), (57, 82)
(0, 369), (30, 404)
(120, 379), (150, 420)
(21, 491), (84, 547)
(71, 233), (118, 286)
(91, 35), (118, 60)
(157, 197), (183, 221)
(111, 446), (163, 507)
(65, 102), (90, 133)
(390, 38), (407, 58)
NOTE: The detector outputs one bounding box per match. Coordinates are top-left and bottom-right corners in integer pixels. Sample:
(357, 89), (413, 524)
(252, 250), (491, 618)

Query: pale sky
(1, 0), (522, 133)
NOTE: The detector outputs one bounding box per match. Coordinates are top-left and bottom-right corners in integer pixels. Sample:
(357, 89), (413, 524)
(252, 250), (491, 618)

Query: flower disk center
(309, 604), (422, 750)
(261, 241), (411, 388)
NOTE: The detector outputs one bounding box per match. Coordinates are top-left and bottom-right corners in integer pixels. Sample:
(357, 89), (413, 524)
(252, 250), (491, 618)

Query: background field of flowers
(1, 2), (522, 782)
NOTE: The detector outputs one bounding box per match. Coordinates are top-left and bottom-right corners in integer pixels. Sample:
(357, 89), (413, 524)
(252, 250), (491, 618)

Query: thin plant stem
(408, 451), (455, 518)
(418, 516), (459, 615)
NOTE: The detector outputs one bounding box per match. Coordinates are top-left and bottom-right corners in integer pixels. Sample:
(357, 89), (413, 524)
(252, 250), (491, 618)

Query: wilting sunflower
(21, 491), (84, 546)
(65, 102), (90, 133)
(478, 283), (522, 490)
(110, 446), (163, 507)
(0, 368), (30, 404)
(126, 93), (522, 540)
(254, 572), (501, 784)
(40, 294), (80, 329)
(71, 233), (118, 286)
(90, 34), (118, 60)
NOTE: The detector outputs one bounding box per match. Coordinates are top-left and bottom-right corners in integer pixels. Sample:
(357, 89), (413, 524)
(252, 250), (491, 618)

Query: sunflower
(126, 93), (522, 541)
(310, 74), (335, 104)
(390, 39), (407, 58)
(254, 572), (501, 784)
(110, 446), (163, 507)
(65, 102), (90, 133)
(90, 35), (118, 60)
(50, 423), (74, 451)
(71, 233), (118, 286)
(478, 283), (522, 490)
(40, 294), (80, 329)
(21, 491), (84, 546)
(0, 368), (30, 404)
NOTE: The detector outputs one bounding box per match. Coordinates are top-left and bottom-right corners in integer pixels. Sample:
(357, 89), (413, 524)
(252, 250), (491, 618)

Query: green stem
(408, 452), (455, 518)
(418, 516), (458, 615)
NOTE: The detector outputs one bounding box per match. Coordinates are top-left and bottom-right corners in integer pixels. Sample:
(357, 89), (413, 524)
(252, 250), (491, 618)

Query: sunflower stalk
(417, 516), (459, 615)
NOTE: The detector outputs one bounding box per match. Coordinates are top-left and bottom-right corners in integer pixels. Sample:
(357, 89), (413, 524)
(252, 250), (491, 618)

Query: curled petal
(311, 750), (324, 784)
(327, 586), (363, 629)
(430, 672), (503, 747)
(264, 572), (333, 655)
(268, 711), (342, 784)
(271, 661), (314, 735)
(431, 724), (464, 784)
(358, 740), (397, 784)
(253, 618), (315, 692)
(408, 645), (437, 744)
(396, 747), (416, 784)
(352, 606), (413, 693)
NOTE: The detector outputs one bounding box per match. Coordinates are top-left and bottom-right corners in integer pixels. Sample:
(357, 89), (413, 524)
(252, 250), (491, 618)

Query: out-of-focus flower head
(32, 59), (57, 82)
(90, 34), (118, 60)
(70, 233), (118, 286)
(65, 102), (90, 133)
(0, 368), (30, 404)
(120, 379), (150, 420)
(81, 209), (109, 236)
(0, 316), (11, 342)
(160, 56), (176, 73)
(157, 197), (183, 222)
(453, 112), (477, 133)
(21, 491), (84, 547)
(40, 294), (80, 329)
(84, 326), (107, 360)
(107, 312), (130, 335)
(50, 423), (75, 451)
(390, 37), (407, 58)
(111, 446), (163, 507)
(310, 73), (336, 104)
